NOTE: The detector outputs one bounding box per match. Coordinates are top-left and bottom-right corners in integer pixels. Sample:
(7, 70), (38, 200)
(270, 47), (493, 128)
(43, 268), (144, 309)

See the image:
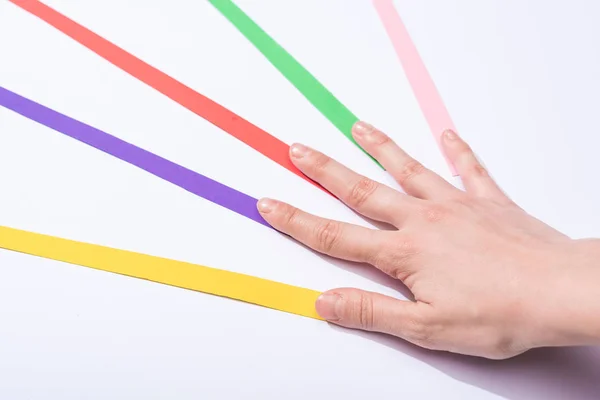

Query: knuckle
(397, 159), (426, 186)
(458, 147), (489, 178)
(456, 144), (480, 168)
(494, 337), (516, 359)
(389, 264), (414, 283)
(379, 236), (419, 280)
(309, 152), (332, 179)
(346, 177), (379, 209)
(484, 334), (521, 360)
(355, 293), (374, 330)
(314, 220), (342, 253)
(472, 163), (489, 177)
(405, 312), (434, 344)
(282, 205), (300, 226)
(455, 141), (474, 157)
(419, 203), (449, 223)
(370, 129), (391, 146)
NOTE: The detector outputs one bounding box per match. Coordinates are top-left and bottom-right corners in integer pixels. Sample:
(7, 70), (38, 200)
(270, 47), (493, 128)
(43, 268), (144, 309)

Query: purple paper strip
(0, 86), (269, 227)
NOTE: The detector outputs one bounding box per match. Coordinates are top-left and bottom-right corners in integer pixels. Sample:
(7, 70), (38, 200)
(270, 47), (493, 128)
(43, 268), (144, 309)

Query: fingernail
(443, 129), (458, 141)
(352, 121), (374, 138)
(315, 292), (342, 321)
(290, 143), (309, 159)
(257, 198), (277, 214)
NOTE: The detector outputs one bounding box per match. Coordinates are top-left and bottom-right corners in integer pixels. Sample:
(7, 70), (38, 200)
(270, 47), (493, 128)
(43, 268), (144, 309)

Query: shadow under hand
(335, 326), (600, 400)
(280, 186), (600, 398)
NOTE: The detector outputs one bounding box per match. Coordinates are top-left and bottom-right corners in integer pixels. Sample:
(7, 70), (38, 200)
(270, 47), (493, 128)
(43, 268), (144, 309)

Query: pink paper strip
(373, 0), (457, 175)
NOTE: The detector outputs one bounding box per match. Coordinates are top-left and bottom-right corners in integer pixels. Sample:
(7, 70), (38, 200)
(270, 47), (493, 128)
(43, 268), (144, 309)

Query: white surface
(0, 0), (599, 399)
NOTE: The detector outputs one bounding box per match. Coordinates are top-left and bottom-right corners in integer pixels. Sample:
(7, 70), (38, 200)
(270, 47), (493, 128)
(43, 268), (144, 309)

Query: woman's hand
(257, 122), (600, 359)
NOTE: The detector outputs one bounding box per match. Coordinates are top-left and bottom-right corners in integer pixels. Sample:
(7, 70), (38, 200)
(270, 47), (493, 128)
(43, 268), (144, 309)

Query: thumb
(315, 288), (426, 339)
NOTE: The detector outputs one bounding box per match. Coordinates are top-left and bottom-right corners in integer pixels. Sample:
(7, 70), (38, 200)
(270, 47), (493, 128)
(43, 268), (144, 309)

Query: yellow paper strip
(0, 226), (323, 320)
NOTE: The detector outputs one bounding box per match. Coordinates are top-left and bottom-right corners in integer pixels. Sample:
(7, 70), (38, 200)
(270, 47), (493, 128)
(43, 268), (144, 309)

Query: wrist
(532, 239), (600, 348)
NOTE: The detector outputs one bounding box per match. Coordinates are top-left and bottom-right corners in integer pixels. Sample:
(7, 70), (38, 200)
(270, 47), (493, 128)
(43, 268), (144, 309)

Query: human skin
(256, 121), (600, 359)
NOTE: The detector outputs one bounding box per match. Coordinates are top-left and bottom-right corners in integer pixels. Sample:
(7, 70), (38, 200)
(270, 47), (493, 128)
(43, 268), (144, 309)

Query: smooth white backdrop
(0, 1), (599, 399)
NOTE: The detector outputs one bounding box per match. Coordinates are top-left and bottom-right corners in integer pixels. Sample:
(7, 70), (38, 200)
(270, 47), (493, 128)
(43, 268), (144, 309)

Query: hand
(257, 122), (600, 359)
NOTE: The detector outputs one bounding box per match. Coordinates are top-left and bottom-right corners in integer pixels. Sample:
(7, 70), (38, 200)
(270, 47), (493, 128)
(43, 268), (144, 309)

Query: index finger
(257, 198), (384, 264)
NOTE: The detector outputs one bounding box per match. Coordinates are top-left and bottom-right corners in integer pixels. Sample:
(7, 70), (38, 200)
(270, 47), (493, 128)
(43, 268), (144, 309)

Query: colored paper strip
(372, 0), (457, 175)
(8, 0), (326, 192)
(0, 86), (269, 227)
(0, 226), (323, 319)
(208, 0), (380, 167)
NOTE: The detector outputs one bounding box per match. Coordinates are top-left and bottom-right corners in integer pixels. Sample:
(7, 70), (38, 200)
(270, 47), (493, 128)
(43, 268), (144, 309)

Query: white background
(1, 0), (599, 399)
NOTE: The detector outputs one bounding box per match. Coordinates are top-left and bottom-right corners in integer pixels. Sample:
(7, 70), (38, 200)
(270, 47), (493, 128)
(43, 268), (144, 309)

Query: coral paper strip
(372, 0), (457, 175)
(208, 0), (380, 166)
(0, 86), (269, 227)
(0, 226), (323, 320)
(8, 0), (325, 190)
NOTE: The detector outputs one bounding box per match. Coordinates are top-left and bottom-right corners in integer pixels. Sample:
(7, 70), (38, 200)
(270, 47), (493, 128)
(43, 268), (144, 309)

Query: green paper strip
(209, 0), (380, 167)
